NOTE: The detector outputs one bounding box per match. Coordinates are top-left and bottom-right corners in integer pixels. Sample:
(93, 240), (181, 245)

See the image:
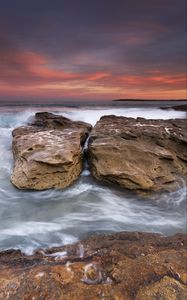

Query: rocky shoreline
(3, 112), (186, 299)
(161, 104), (187, 112)
(0, 231), (186, 299)
(11, 112), (187, 193)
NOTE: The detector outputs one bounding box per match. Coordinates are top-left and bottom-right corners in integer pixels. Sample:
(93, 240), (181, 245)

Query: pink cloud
(0, 49), (186, 100)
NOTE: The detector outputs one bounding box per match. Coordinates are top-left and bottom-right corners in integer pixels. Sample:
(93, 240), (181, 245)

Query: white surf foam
(60, 107), (186, 126)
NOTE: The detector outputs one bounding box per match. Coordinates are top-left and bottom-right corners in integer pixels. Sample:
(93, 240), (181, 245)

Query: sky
(0, 0), (186, 103)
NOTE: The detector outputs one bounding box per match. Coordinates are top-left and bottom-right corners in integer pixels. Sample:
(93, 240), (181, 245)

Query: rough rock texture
(88, 116), (187, 192)
(11, 112), (92, 190)
(0, 231), (186, 300)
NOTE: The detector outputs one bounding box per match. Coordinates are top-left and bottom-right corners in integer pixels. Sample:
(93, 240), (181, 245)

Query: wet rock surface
(11, 112), (92, 190)
(88, 116), (187, 192)
(0, 231), (186, 300)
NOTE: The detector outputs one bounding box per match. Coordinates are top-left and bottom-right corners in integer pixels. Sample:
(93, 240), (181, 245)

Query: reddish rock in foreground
(0, 231), (186, 299)
(88, 116), (187, 192)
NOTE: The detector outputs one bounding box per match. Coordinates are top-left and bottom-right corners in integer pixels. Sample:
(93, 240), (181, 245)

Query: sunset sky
(0, 0), (186, 103)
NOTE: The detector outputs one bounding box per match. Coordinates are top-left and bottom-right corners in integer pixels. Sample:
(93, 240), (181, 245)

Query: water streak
(0, 106), (186, 254)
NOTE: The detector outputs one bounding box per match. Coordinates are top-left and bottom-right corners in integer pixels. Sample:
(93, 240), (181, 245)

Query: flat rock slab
(88, 116), (187, 192)
(0, 231), (186, 299)
(11, 112), (92, 190)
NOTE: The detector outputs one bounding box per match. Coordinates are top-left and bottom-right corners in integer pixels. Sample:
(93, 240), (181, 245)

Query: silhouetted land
(113, 99), (187, 102)
(112, 99), (187, 110)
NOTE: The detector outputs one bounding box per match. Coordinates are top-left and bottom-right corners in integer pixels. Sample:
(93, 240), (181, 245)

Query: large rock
(11, 112), (92, 190)
(0, 231), (186, 299)
(88, 116), (187, 192)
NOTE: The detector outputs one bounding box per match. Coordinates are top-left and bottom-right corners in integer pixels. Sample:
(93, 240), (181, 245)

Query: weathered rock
(88, 116), (187, 192)
(0, 231), (186, 300)
(13, 112), (92, 146)
(11, 112), (92, 190)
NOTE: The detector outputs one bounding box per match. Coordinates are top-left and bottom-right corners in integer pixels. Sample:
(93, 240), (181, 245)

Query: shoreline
(0, 108), (186, 299)
(0, 230), (186, 299)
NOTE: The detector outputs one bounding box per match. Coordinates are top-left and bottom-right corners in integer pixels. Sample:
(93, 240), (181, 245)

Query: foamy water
(0, 105), (186, 255)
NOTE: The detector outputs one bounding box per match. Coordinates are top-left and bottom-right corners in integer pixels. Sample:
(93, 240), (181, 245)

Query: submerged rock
(11, 112), (92, 190)
(88, 116), (187, 192)
(0, 231), (186, 299)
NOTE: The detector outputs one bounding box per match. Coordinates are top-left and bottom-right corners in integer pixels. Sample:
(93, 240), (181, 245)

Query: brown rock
(0, 231), (186, 300)
(11, 112), (92, 190)
(88, 116), (187, 192)
(136, 277), (187, 300)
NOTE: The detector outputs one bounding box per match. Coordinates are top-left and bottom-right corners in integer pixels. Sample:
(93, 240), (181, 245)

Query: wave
(0, 106), (186, 254)
(0, 106), (186, 128)
(57, 107), (186, 126)
(0, 176), (186, 254)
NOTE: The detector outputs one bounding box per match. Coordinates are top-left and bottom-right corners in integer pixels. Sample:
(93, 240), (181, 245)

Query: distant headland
(112, 99), (187, 111)
(112, 99), (187, 102)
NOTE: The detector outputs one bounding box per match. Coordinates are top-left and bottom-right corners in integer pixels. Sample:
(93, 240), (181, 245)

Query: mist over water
(0, 105), (186, 254)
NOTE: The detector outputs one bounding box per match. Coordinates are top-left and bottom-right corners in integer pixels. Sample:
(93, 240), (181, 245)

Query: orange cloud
(87, 72), (110, 81)
(114, 73), (186, 90)
(0, 49), (186, 101)
(1, 51), (46, 67)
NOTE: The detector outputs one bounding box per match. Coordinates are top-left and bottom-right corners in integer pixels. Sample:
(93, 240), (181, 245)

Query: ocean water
(0, 105), (186, 255)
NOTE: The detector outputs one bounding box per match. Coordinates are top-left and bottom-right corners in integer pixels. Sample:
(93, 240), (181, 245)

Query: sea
(0, 101), (186, 255)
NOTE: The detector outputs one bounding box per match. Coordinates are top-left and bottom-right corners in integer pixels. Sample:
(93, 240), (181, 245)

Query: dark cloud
(0, 0), (186, 100)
